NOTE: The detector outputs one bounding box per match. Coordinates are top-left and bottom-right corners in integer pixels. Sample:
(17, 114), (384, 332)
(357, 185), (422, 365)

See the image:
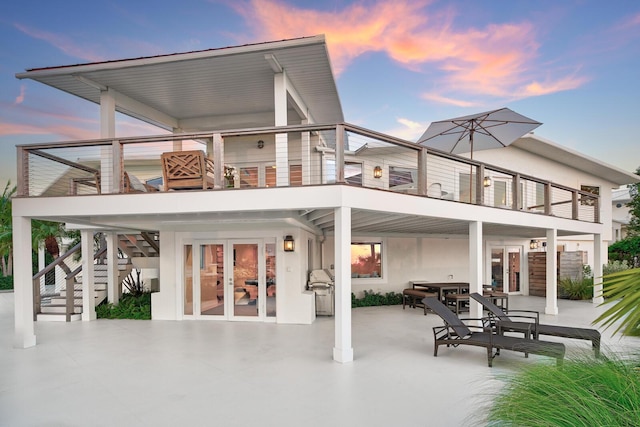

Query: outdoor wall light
(530, 239), (539, 250)
(483, 176), (492, 187)
(283, 235), (295, 252)
(257, 140), (264, 149)
(373, 166), (383, 179)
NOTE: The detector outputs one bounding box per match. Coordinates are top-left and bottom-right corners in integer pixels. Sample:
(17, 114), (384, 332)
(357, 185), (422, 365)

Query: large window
(351, 242), (382, 278)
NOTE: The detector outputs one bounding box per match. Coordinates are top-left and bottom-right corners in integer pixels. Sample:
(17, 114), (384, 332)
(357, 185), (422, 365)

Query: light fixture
(257, 140), (264, 149)
(483, 176), (492, 187)
(283, 235), (295, 252)
(373, 166), (383, 179)
(529, 239), (539, 250)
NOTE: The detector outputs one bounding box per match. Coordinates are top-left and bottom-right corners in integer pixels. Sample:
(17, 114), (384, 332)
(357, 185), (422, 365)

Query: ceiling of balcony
(16, 35), (343, 131)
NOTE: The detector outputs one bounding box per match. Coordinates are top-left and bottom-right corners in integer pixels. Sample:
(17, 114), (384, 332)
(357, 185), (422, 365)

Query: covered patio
(1, 291), (638, 426)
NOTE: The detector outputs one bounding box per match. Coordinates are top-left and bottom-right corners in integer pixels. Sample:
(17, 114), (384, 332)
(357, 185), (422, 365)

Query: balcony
(16, 122), (599, 223)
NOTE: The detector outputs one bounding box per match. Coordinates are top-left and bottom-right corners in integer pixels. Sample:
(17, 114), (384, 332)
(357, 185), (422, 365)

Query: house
(12, 35), (640, 363)
(612, 187), (633, 242)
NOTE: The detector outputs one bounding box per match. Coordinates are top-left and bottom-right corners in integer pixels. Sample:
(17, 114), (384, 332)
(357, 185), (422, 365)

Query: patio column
(82, 230), (96, 321)
(468, 221), (483, 319)
(545, 228), (558, 315)
(333, 206), (353, 363)
(106, 232), (120, 304)
(592, 233), (604, 304)
(100, 88), (116, 193)
(273, 69), (289, 187)
(13, 215), (36, 348)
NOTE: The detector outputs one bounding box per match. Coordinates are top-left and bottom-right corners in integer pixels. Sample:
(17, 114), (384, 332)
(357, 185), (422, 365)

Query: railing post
(475, 164), (484, 205)
(335, 124), (345, 183)
(32, 277), (40, 320)
(212, 133), (224, 189)
(544, 183), (552, 215)
(65, 276), (75, 322)
(417, 147), (427, 196)
(112, 139), (122, 193)
(513, 174), (521, 211)
(572, 190), (579, 220)
(16, 146), (28, 197)
(594, 197), (600, 223)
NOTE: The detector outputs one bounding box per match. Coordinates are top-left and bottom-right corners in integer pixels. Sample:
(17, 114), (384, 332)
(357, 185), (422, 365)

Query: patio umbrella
(417, 108), (541, 203)
(417, 107), (542, 158)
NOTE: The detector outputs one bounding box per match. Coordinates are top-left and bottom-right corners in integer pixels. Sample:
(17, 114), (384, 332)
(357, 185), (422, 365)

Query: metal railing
(16, 123), (600, 223)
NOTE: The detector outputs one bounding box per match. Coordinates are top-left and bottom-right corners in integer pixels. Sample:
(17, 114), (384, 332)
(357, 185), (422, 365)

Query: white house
(12, 35), (639, 363)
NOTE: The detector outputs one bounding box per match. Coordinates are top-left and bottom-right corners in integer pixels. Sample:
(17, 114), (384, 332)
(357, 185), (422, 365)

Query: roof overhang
(514, 134), (640, 186)
(16, 35), (344, 131)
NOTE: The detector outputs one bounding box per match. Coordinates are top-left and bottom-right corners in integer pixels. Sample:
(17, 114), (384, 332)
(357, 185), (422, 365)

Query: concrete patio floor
(1, 291), (639, 427)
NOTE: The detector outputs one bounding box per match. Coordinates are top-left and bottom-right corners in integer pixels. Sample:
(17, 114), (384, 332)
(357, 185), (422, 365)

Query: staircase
(37, 259), (133, 322)
(119, 232), (159, 258)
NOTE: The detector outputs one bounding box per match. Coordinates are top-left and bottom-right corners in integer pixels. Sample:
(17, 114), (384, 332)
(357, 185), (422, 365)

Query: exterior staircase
(37, 259), (133, 322)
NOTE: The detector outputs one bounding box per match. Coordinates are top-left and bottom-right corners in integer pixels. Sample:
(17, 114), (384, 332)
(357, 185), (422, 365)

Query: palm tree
(593, 268), (640, 336)
(31, 220), (67, 260)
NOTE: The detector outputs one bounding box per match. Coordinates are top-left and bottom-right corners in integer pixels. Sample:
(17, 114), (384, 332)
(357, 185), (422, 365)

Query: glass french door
(184, 240), (276, 320)
(489, 246), (522, 294)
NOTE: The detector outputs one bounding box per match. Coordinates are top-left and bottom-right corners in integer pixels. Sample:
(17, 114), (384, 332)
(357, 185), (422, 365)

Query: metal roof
(16, 35), (344, 130)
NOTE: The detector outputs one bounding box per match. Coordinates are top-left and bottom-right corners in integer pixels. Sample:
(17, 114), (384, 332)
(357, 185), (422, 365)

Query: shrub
(0, 275), (13, 290)
(483, 355), (640, 426)
(558, 276), (593, 300)
(603, 259), (631, 275)
(96, 292), (151, 319)
(351, 290), (403, 307)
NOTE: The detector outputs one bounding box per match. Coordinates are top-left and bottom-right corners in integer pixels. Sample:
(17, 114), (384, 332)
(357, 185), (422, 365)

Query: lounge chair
(422, 297), (565, 367)
(469, 293), (601, 357)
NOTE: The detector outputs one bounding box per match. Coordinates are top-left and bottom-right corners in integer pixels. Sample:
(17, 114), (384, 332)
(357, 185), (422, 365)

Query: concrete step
(36, 313), (82, 322)
(40, 305), (83, 314)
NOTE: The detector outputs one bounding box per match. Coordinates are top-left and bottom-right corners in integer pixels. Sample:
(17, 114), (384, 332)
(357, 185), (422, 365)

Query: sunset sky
(1, 0), (639, 188)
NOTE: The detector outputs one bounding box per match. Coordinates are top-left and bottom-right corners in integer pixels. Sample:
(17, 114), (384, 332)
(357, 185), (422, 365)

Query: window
(345, 162), (362, 186)
(580, 185), (599, 206)
(389, 166), (416, 189)
(351, 242), (381, 278)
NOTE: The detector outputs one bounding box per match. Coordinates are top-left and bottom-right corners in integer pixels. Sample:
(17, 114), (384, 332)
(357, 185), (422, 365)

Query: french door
(489, 245), (523, 294)
(184, 239), (276, 320)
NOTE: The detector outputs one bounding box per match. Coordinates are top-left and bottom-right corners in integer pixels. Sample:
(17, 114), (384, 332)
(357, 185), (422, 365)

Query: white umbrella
(417, 107), (542, 158)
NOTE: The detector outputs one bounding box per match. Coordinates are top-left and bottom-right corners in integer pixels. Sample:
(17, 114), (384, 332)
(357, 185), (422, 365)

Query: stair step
(37, 313), (82, 322)
(40, 305), (83, 314)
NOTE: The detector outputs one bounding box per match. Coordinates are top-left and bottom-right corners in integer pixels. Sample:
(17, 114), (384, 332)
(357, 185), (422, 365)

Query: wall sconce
(483, 176), (492, 187)
(283, 235), (295, 252)
(257, 140), (264, 149)
(373, 166), (383, 179)
(529, 239), (539, 250)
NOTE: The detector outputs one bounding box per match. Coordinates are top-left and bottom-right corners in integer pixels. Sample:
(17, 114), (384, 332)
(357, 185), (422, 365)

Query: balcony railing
(15, 123), (599, 223)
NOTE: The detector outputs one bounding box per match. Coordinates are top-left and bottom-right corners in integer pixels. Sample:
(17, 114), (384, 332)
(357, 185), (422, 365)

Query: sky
(1, 0), (640, 189)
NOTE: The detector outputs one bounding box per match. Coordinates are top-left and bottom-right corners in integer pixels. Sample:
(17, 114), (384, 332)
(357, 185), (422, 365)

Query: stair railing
(64, 245), (107, 321)
(32, 242), (80, 320)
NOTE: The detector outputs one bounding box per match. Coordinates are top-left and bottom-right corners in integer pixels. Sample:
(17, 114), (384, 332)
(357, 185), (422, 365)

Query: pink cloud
(14, 85), (25, 105)
(0, 121), (97, 140)
(232, 0), (587, 102)
(14, 23), (105, 63)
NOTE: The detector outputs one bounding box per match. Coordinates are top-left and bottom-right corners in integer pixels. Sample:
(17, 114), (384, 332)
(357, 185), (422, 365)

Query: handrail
(32, 242), (81, 281)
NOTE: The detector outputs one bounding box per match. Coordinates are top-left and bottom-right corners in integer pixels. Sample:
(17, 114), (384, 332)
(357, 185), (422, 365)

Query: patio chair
(469, 293), (601, 357)
(161, 150), (215, 190)
(422, 297), (565, 367)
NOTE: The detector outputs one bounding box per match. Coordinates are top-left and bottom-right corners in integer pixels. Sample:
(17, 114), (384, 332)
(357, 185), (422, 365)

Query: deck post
(469, 221), (483, 319)
(592, 233), (604, 304)
(545, 228), (558, 315)
(13, 215), (36, 348)
(274, 71), (289, 186)
(333, 206), (353, 363)
(106, 232), (120, 304)
(417, 147), (427, 196)
(81, 230), (96, 321)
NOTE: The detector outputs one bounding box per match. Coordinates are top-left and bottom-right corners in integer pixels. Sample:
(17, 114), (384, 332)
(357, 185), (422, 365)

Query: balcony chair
(469, 292), (601, 357)
(161, 150), (215, 190)
(422, 297), (565, 367)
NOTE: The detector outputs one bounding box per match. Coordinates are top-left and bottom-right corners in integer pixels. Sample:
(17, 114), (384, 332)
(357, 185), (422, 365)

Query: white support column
(106, 232), (120, 304)
(81, 230), (96, 321)
(545, 228), (558, 315)
(100, 89), (116, 194)
(152, 231), (178, 320)
(592, 233), (604, 304)
(333, 206), (353, 363)
(301, 127), (311, 186)
(13, 215), (36, 348)
(469, 221), (483, 319)
(274, 72), (289, 187)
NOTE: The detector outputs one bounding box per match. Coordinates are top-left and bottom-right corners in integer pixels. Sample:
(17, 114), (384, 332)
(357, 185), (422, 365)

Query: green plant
(594, 268), (640, 336)
(603, 259), (631, 275)
(96, 292), (151, 319)
(608, 236), (640, 268)
(0, 276), (13, 290)
(122, 269), (145, 296)
(558, 276), (593, 300)
(351, 290), (402, 307)
(483, 355), (640, 426)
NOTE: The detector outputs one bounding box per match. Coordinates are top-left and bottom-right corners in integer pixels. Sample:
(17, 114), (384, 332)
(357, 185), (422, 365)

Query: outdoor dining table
(409, 281), (469, 303)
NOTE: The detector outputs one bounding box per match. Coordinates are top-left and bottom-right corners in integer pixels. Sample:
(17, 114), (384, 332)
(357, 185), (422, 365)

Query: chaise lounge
(469, 292), (601, 357)
(422, 297), (565, 367)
